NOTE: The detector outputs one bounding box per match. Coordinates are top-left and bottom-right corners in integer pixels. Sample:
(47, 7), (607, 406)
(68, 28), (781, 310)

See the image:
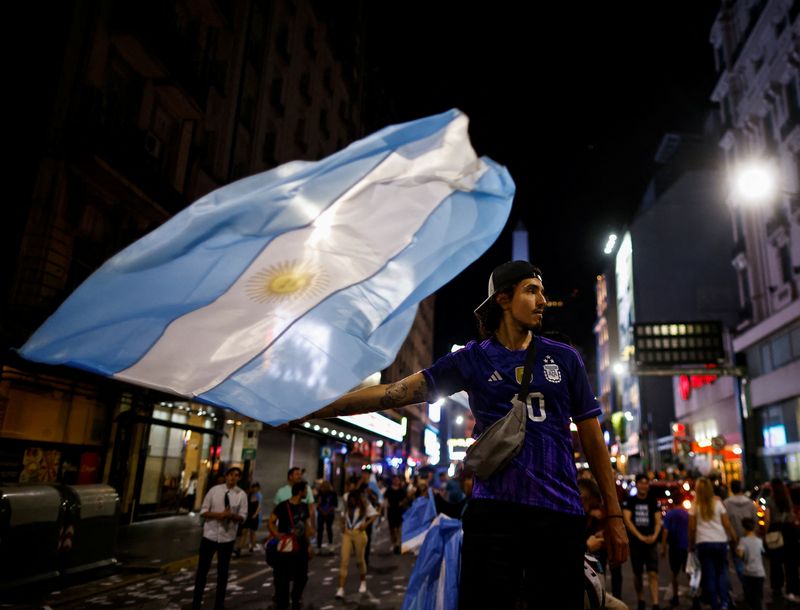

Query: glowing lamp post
(731, 160), (779, 206)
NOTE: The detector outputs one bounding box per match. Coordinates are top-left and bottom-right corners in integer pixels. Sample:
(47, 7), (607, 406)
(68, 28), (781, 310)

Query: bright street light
(603, 233), (618, 255)
(732, 160), (778, 205)
(455, 415), (464, 425)
(612, 361), (626, 376)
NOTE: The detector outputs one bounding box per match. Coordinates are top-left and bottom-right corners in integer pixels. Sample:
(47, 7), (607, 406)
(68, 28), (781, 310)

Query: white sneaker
(335, 587), (345, 599)
(359, 581), (368, 594)
(785, 592), (800, 603)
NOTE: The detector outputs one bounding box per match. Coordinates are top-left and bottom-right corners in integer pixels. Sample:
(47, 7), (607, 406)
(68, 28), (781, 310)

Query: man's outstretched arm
(305, 372), (429, 420)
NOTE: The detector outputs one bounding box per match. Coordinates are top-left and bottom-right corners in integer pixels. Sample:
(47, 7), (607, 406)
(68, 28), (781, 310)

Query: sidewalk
(3, 514), (207, 609)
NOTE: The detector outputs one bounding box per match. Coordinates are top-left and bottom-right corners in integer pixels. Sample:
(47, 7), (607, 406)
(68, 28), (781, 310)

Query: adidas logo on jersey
(488, 371), (502, 382)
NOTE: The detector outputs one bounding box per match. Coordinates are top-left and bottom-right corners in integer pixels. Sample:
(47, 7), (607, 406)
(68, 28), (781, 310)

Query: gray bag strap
(516, 336), (537, 402)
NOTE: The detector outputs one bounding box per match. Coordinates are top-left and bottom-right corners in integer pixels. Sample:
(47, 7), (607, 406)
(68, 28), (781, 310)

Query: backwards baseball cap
(474, 261), (543, 315)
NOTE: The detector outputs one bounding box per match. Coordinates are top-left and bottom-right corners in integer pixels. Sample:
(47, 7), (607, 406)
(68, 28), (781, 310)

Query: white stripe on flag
(118, 114), (486, 396)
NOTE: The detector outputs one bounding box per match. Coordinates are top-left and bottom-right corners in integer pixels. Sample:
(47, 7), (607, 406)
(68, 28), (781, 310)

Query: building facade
(710, 0), (800, 481)
(609, 134), (740, 474)
(1, 0), (367, 520)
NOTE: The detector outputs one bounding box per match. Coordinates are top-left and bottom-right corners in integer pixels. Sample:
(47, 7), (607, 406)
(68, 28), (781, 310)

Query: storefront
(0, 363), (112, 486)
(755, 397), (800, 481)
(111, 400), (224, 521)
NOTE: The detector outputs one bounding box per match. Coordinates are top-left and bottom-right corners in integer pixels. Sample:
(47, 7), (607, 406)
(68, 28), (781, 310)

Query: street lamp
(730, 159), (788, 206)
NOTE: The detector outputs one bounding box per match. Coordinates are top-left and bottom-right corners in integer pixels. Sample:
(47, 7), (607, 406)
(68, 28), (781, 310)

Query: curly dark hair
(474, 286), (515, 339)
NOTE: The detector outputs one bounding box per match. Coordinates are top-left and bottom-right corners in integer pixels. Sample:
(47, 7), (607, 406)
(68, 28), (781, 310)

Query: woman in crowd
(764, 478), (800, 602)
(336, 486), (377, 599)
(689, 477), (737, 610)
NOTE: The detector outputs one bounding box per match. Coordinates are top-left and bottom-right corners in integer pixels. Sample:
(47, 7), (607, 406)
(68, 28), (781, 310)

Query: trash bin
(0, 484), (64, 590)
(60, 484), (119, 575)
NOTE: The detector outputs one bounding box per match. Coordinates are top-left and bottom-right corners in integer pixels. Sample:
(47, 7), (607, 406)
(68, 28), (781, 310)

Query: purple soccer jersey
(423, 335), (601, 516)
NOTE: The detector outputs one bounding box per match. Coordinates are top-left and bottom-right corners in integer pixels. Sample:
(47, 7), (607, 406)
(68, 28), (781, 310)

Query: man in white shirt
(192, 467), (249, 610)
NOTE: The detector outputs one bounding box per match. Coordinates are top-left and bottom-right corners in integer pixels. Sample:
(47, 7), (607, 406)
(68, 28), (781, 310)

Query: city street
(28, 517), (417, 610)
(4, 512), (797, 610)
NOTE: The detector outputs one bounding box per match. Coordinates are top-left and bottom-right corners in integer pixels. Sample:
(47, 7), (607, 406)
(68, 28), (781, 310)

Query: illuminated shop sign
(424, 427), (440, 465)
(338, 413), (405, 442)
(446, 437), (475, 461)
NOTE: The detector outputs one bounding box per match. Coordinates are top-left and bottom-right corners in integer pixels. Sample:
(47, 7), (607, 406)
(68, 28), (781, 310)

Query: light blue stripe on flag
(20, 109), (514, 423)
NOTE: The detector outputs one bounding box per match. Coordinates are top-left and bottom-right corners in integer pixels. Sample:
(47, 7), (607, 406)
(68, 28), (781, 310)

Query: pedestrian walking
(385, 475), (409, 554)
(191, 466), (248, 610)
(268, 481), (313, 610)
(336, 486), (378, 599)
(236, 482), (263, 554)
(737, 517), (766, 610)
(623, 474), (662, 610)
(689, 476), (738, 610)
(316, 480), (338, 549)
(763, 478), (800, 603)
(723, 479), (758, 589)
(274, 467), (316, 535)
(305, 261), (628, 609)
(660, 505), (689, 607)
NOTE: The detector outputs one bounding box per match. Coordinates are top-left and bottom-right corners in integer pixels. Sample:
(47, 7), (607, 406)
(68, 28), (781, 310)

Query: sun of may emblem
(245, 260), (328, 304)
(543, 355), (562, 383)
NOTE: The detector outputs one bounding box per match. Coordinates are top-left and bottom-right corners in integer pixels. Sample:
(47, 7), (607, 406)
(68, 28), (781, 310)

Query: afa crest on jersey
(543, 355), (562, 383)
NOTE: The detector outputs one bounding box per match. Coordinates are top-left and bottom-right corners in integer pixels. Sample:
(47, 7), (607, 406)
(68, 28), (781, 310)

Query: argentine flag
(20, 109), (514, 424)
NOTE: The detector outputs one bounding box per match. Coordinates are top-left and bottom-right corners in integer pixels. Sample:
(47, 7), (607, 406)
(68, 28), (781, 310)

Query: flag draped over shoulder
(20, 109), (514, 424)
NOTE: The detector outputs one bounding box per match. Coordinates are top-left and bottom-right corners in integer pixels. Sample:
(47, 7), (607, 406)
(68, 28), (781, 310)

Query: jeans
(459, 499), (585, 610)
(317, 512), (335, 547)
(273, 549), (309, 610)
(192, 537), (234, 610)
(742, 575), (764, 610)
(767, 523), (800, 596)
(697, 542), (731, 610)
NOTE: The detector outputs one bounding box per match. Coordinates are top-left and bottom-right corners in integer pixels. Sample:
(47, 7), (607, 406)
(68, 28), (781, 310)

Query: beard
(521, 318), (543, 333)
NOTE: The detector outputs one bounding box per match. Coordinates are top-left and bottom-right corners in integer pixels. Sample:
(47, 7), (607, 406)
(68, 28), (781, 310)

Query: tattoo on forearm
(380, 381), (408, 408)
(379, 378), (428, 408)
(411, 379), (428, 403)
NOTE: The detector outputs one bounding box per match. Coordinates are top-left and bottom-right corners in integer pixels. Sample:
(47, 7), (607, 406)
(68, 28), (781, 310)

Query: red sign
(679, 373), (717, 400)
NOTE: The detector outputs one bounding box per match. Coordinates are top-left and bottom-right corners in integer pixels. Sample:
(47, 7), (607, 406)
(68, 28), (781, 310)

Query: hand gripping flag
(20, 109), (514, 424)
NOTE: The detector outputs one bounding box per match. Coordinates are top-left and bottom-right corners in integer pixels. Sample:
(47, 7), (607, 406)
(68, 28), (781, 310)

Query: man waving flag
(20, 109), (514, 424)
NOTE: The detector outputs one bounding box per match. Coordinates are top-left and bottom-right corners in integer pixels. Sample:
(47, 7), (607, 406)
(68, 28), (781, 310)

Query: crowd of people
(189, 463), (472, 610)
(186, 460), (799, 610)
(578, 468), (798, 610)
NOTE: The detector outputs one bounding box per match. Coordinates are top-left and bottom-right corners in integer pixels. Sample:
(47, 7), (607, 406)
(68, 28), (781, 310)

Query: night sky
(363, 3), (722, 362)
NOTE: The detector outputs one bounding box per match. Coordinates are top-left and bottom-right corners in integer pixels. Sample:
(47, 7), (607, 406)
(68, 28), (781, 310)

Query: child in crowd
(736, 517), (765, 610)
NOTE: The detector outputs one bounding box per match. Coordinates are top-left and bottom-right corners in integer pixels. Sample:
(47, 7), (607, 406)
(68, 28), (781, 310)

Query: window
(779, 244), (793, 283)
(772, 333), (792, 369)
(761, 343), (773, 374)
(792, 326), (800, 360)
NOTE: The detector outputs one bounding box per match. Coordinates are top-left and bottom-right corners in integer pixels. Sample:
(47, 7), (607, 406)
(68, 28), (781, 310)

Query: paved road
(43, 522), (417, 610)
(6, 513), (799, 609)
